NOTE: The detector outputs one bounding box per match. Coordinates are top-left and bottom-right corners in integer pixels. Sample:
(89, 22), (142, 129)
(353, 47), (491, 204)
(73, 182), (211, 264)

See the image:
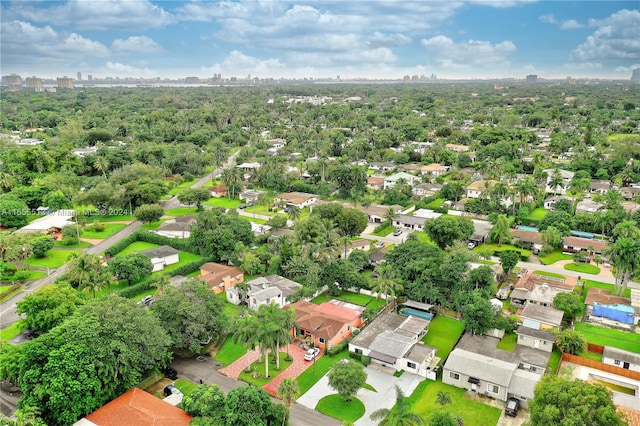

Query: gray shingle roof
(603, 346), (640, 365)
(508, 369), (540, 399)
(521, 304), (564, 326)
(444, 348), (518, 387)
(140, 245), (179, 258)
(516, 326), (556, 343)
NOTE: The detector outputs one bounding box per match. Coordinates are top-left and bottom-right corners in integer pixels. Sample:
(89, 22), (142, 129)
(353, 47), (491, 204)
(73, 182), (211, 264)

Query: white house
(544, 169), (574, 195)
(383, 172), (419, 190)
(349, 312), (437, 378)
(226, 275), (302, 310)
(602, 347), (640, 372)
(140, 245), (180, 272)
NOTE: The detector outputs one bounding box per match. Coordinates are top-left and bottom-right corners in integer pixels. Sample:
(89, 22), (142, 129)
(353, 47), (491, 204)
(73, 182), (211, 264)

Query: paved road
(0, 221), (143, 328)
(170, 357), (340, 426)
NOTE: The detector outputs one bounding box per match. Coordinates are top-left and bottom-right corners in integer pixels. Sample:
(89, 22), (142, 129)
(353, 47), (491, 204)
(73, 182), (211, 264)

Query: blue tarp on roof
(592, 303), (635, 325)
(571, 230), (595, 239)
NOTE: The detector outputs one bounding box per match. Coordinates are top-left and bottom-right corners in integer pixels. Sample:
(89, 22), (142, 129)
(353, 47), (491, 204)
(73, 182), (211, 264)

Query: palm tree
(0, 171), (15, 192)
(489, 214), (512, 247)
(612, 220), (640, 241)
(277, 378), (300, 426)
(220, 166), (243, 200)
(151, 273), (170, 296)
(287, 205), (301, 222)
(595, 210), (618, 241)
(384, 207), (398, 227)
(436, 391), (452, 406)
(516, 177), (537, 206)
(94, 156), (110, 179)
(605, 238), (640, 296)
(232, 314), (260, 373)
(371, 265), (403, 305)
(370, 385), (424, 426)
(548, 169), (564, 195)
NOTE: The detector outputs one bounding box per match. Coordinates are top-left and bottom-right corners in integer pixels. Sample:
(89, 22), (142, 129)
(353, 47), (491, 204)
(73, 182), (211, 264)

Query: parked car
(164, 384), (181, 397)
(304, 347), (320, 361)
(375, 242), (385, 249)
(505, 397), (520, 417)
(138, 295), (153, 307)
(392, 229), (403, 236)
(238, 204), (248, 209)
(467, 242), (475, 249)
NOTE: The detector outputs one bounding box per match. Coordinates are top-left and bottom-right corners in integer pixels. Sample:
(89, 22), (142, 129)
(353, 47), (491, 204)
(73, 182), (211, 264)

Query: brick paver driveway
(264, 344), (320, 397)
(218, 348), (260, 379)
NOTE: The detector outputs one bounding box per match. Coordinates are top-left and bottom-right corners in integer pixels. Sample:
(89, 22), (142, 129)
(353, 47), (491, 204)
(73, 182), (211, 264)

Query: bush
(373, 221), (390, 233)
(182, 172), (194, 182)
(327, 337), (352, 357)
(104, 231), (198, 257)
(361, 355), (370, 366)
(13, 270), (31, 282)
(104, 233), (138, 257)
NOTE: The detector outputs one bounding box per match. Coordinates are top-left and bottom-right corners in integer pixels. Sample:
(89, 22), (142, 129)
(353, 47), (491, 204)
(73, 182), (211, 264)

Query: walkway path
(218, 348), (260, 379)
(263, 344), (317, 397)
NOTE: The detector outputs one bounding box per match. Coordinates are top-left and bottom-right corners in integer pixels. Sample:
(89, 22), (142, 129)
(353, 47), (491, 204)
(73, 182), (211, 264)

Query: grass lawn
(245, 204), (276, 217)
(310, 291), (386, 311)
(316, 394), (365, 422)
(249, 217), (267, 225)
(372, 225), (394, 237)
(496, 332), (517, 352)
(533, 270), (565, 280)
(0, 322), (22, 342)
(538, 250), (573, 265)
(413, 232), (434, 245)
(547, 348), (562, 375)
(81, 223), (127, 239)
(0, 285), (11, 292)
(582, 279), (630, 298)
(24, 250), (81, 268)
(116, 241), (160, 256)
(82, 214), (132, 222)
(529, 208), (548, 220)
(574, 322), (640, 352)
(238, 352), (293, 386)
(297, 349), (348, 396)
(406, 380), (501, 426)
(426, 198), (445, 209)
(141, 220), (165, 231)
(215, 334), (249, 366)
(203, 197), (243, 209)
(578, 351), (603, 362)
(421, 316), (465, 360)
(174, 378), (198, 397)
(168, 180), (196, 196)
(165, 207), (200, 216)
(564, 263), (601, 275)
(54, 240), (91, 248)
(1, 270), (47, 283)
(149, 252), (202, 276)
(474, 243), (531, 259)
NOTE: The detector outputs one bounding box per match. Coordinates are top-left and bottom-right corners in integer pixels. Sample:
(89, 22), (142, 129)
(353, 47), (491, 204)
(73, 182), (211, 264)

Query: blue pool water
(516, 225), (539, 232)
(571, 230), (595, 239)
(400, 307), (434, 321)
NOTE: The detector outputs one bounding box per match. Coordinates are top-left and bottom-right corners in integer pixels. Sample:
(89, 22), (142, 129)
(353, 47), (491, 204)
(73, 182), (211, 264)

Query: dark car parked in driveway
(505, 397), (520, 417)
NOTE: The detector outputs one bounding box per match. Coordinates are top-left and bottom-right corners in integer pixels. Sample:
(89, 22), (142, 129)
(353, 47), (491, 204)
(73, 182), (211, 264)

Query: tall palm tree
(0, 171), (16, 192)
(232, 314), (260, 373)
(287, 206), (301, 222)
(94, 156), (110, 179)
(384, 207), (398, 226)
(220, 166), (243, 200)
(277, 378), (300, 426)
(151, 273), (170, 296)
(371, 265), (403, 305)
(489, 214), (512, 247)
(605, 238), (640, 296)
(370, 385), (424, 426)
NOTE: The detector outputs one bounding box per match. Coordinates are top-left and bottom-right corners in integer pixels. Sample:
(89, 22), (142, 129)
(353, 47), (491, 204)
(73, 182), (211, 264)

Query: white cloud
(368, 32), (412, 48)
(112, 36), (163, 54)
(6, 0), (175, 31)
(559, 19), (583, 30)
(539, 14), (556, 24)
(421, 35), (516, 69)
(613, 64), (640, 74)
(104, 61), (155, 76)
(470, 0), (537, 8)
(1, 20), (109, 68)
(562, 62), (603, 70)
(571, 9), (640, 61)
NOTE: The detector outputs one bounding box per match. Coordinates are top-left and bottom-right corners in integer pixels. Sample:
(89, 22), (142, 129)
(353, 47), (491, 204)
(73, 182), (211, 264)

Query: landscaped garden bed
(238, 352), (293, 386)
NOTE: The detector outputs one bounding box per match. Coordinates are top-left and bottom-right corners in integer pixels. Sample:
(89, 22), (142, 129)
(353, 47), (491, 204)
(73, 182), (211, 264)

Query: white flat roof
(15, 209), (76, 233)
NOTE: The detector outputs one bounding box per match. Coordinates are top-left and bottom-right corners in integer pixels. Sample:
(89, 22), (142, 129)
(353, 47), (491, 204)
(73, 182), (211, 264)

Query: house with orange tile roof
(276, 192), (319, 209)
(286, 300), (364, 350)
(197, 262), (244, 294)
(76, 387), (191, 426)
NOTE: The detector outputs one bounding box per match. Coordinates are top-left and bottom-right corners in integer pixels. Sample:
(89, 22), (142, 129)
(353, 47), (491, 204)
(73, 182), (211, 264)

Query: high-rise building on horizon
(57, 76), (74, 89)
(77, 72), (82, 81)
(88, 75), (93, 81)
(26, 76), (43, 90)
(2, 73), (22, 91)
(526, 74), (538, 83)
(632, 68), (640, 83)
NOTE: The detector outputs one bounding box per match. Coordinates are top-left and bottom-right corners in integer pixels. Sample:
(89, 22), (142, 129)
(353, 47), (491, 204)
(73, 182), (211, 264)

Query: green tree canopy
(424, 215), (474, 249)
(179, 384), (226, 423)
(556, 329), (587, 355)
(327, 360), (367, 402)
(133, 203), (164, 223)
(107, 253), (153, 285)
(16, 282), (85, 336)
(527, 376), (624, 426)
(552, 291), (583, 320)
(498, 250), (519, 277)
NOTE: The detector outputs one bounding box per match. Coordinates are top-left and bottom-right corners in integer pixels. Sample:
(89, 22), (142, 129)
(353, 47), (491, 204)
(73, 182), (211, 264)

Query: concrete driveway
(297, 362), (424, 426)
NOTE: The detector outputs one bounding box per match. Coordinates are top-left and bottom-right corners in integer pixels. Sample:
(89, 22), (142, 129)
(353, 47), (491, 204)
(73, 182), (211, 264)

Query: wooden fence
(560, 353), (640, 381)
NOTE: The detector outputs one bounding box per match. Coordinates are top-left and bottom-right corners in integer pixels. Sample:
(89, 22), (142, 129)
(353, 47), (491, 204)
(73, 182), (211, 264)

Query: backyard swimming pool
(400, 307), (434, 321)
(516, 225), (539, 232)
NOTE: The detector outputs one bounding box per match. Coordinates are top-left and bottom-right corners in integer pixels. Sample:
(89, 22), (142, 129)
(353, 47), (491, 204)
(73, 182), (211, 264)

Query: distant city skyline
(1, 1), (639, 80)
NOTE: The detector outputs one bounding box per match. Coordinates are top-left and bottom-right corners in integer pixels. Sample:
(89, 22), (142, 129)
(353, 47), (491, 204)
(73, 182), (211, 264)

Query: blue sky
(1, 1), (638, 80)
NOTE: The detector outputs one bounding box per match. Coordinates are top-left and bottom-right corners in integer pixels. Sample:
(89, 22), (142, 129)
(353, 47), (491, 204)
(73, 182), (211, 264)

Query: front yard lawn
(573, 322), (640, 353)
(214, 335), (249, 366)
(413, 232), (434, 245)
(538, 250), (572, 265)
(496, 332), (517, 352)
(115, 241), (160, 256)
(150, 252), (202, 276)
(0, 322), (22, 342)
(564, 263), (601, 275)
(244, 204), (276, 217)
(174, 378), (198, 397)
(165, 207), (200, 216)
(24, 250), (81, 268)
(81, 223), (128, 239)
(372, 224), (394, 237)
(203, 197), (243, 209)
(238, 352), (292, 386)
(529, 208), (548, 220)
(421, 316), (465, 360)
(316, 394), (365, 422)
(296, 348), (348, 396)
(406, 380), (501, 426)
(141, 220), (165, 231)
(310, 291), (386, 311)
(474, 243), (531, 260)
(426, 198), (445, 209)
(167, 180), (196, 195)
(582, 279), (630, 298)
(54, 240), (91, 248)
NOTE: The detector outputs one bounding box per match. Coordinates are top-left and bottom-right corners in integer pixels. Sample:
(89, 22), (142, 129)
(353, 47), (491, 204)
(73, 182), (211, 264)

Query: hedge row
(348, 352), (371, 366)
(104, 231), (197, 257)
(326, 336), (353, 357)
(0, 283), (22, 300)
(118, 255), (215, 298)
